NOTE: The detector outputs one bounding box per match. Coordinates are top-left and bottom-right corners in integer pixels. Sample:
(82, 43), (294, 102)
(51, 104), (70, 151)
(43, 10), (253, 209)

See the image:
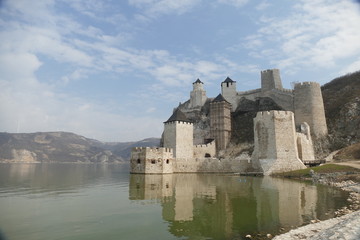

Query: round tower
(221, 77), (237, 111)
(294, 82), (328, 138)
(163, 109), (194, 159)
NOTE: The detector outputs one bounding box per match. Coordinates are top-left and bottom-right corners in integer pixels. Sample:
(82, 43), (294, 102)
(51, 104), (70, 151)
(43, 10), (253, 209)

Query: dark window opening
(151, 159), (156, 164)
(166, 159), (169, 164)
(205, 153), (211, 158)
(137, 159), (141, 164)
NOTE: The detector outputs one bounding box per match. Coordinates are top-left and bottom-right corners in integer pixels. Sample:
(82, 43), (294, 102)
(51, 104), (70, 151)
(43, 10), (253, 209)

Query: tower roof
(222, 77), (235, 83)
(193, 78), (203, 84)
(212, 94), (229, 103)
(164, 109), (191, 123)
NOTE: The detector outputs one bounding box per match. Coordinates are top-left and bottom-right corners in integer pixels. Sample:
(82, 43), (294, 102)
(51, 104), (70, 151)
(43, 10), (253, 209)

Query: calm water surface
(0, 163), (349, 240)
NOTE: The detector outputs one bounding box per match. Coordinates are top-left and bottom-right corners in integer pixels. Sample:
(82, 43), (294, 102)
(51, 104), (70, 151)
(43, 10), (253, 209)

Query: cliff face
(321, 71), (360, 150)
(0, 132), (160, 163)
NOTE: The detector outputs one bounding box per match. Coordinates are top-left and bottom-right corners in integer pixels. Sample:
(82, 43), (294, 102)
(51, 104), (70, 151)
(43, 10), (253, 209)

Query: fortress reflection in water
(129, 174), (345, 238)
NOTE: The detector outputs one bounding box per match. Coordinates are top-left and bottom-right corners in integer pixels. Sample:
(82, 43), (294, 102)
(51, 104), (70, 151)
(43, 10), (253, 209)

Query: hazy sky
(1, 0), (360, 142)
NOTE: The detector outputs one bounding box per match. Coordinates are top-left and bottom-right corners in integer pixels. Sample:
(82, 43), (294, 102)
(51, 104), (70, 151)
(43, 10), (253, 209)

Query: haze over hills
(0, 71), (359, 163)
(0, 132), (160, 163)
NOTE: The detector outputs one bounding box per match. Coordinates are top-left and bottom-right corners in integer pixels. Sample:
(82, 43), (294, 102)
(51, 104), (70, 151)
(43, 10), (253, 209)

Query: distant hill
(0, 132), (160, 163)
(321, 70), (360, 149)
(102, 138), (160, 160)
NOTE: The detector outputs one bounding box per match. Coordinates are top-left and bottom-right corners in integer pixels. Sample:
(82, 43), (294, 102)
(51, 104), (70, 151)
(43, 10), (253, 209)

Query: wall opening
(151, 159), (156, 164)
(137, 159), (141, 164)
(205, 153), (211, 158)
(166, 159), (169, 164)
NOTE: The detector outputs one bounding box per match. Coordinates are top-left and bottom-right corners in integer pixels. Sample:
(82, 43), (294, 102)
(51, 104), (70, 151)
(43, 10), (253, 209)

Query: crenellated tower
(210, 94), (232, 153)
(293, 82), (328, 138)
(190, 79), (207, 108)
(163, 109), (194, 159)
(261, 69), (283, 91)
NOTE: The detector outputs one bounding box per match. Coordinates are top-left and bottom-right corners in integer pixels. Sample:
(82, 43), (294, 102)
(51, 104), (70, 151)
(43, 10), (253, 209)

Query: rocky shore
(273, 177), (360, 240)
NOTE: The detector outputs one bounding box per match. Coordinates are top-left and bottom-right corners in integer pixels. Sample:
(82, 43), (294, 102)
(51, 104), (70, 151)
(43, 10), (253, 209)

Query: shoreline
(273, 175), (360, 240)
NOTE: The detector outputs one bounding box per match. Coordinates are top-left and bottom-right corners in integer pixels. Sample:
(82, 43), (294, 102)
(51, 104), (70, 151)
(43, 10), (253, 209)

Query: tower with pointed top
(163, 109), (194, 159)
(190, 79), (207, 108)
(210, 94), (232, 153)
(221, 77), (237, 111)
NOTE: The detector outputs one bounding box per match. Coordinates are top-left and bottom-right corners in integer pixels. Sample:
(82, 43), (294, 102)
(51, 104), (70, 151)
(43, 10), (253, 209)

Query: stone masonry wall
(190, 82), (207, 108)
(296, 122), (315, 161)
(130, 147), (174, 174)
(210, 101), (232, 153)
(294, 82), (328, 138)
(251, 111), (306, 175)
(221, 81), (237, 111)
(193, 141), (216, 159)
(164, 121), (193, 159)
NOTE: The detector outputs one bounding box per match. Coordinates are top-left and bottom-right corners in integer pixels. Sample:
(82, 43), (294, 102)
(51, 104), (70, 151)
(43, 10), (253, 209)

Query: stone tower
(261, 69), (283, 91)
(293, 82), (328, 138)
(190, 79), (207, 108)
(221, 77), (237, 111)
(252, 111), (306, 175)
(163, 109), (194, 159)
(210, 94), (232, 153)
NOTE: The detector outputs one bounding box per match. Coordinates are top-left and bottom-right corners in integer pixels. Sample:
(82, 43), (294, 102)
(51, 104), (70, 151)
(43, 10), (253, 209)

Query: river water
(0, 163), (349, 240)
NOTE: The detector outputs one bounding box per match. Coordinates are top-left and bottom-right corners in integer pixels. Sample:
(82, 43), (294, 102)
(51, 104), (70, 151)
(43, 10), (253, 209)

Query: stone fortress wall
(251, 111), (309, 175)
(164, 120), (193, 159)
(130, 147), (174, 174)
(130, 68), (326, 175)
(221, 69), (327, 138)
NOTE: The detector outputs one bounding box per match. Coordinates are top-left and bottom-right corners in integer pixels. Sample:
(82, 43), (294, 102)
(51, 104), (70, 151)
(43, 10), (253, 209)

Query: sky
(1, 0), (360, 142)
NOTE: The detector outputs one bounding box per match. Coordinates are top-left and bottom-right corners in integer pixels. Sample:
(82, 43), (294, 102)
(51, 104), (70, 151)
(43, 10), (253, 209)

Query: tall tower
(163, 109), (194, 159)
(210, 94), (232, 153)
(190, 79), (207, 108)
(252, 111), (306, 175)
(293, 82), (328, 138)
(221, 77), (237, 111)
(261, 69), (283, 92)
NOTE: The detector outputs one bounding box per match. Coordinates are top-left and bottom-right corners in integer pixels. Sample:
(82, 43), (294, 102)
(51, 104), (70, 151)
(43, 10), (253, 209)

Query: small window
(151, 160), (156, 164)
(166, 159), (169, 164)
(137, 159), (141, 164)
(205, 153), (211, 158)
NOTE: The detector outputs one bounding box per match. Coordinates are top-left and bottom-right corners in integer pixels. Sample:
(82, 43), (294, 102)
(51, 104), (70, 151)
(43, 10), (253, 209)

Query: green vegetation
(274, 164), (360, 179)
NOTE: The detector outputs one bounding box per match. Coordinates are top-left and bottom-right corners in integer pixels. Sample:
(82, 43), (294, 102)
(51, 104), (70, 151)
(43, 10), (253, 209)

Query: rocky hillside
(321, 70), (360, 150)
(0, 132), (160, 163)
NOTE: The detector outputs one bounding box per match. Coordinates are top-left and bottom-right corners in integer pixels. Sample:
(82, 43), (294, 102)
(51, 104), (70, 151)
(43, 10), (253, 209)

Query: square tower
(210, 94), (232, 153)
(163, 109), (194, 159)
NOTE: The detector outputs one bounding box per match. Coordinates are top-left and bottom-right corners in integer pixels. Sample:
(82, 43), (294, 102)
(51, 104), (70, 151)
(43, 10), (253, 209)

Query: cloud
(128, 0), (202, 17)
(245, 0), (360, 72)
(217, 0), (249, 8)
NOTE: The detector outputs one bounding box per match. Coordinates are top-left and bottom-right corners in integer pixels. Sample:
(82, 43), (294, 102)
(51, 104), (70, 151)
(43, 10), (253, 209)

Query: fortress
(130, 69), (328, 175)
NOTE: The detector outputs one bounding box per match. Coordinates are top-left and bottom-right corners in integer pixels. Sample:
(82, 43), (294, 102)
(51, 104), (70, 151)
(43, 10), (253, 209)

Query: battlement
(132, 147), (173, 153)
(294, 82), (320, 88)
(194, 140), (215, 148)
(261, 69), (278, 73)
(164, 121), (193, 125)
(238, 88), (261, 96)
(271, 88), (293, 94)
(255, 110), (294, 119)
